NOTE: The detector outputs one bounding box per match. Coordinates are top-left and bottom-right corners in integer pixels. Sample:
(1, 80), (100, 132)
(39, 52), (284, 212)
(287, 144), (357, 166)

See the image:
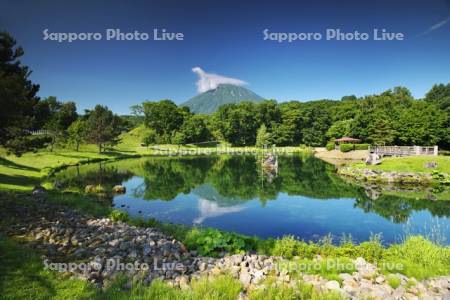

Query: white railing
(370, 145), (438, 156)
(25, 129), (52, 135)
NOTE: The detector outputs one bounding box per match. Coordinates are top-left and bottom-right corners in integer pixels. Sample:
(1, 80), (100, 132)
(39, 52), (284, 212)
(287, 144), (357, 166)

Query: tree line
(1, 31), (449, 155)
(0, 32), (123, 154)
(138, 86), (450, 149)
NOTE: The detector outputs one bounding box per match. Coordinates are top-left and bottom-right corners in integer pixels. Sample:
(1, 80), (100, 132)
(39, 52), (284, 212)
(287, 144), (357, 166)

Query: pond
(54, 155), (450, 245)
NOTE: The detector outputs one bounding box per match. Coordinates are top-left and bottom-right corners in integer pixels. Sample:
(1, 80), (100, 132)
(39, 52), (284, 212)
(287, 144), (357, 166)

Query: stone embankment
(338, 167), (434, 185)
(1, 194), (449, 299)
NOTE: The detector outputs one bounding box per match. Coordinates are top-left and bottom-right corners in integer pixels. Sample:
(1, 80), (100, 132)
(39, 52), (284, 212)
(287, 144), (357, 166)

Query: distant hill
(181, 84), (265, 114)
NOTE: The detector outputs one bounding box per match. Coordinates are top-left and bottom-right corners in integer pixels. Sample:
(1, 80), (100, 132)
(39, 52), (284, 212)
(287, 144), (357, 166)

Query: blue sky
(1, 0), (449, 114)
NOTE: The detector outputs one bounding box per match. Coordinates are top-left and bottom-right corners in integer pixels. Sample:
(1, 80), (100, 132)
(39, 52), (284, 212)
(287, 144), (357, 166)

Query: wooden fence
(25, 129), (52, 135)
(369, 145), (438, 156)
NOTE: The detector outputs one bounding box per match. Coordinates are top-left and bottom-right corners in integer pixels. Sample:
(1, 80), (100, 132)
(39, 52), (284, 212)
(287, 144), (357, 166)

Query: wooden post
(414, 146), (420, 156)
(434, 146), (438, 156)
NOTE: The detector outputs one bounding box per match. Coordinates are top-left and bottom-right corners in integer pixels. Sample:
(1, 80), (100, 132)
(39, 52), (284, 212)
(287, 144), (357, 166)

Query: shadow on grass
(0, 235), (58, 299)
(0, 156), (39, 172)
(0, 173), (39, 189)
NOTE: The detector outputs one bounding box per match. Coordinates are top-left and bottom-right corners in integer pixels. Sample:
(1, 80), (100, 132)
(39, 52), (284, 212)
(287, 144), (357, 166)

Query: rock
(32, 185), (47, 197)
(339, 273), (353, 281)
(198, 262), (207, 272)
(178, 275), (189, 289)
(375, 275), (385, 284)
(354, 257), (377, 278)
(211, 267), (221, 276)
(85, 185), (96, 193)
(252, 269), (265, 284)
(425, 162), (437, 169)
(108, 239), (120, 247)
(325, 280), (341, 290)
(142, 245), (152, 256)
(7, 195), (450, 299)
(112, 185), (126, 194)
(239, 271), (252, 287)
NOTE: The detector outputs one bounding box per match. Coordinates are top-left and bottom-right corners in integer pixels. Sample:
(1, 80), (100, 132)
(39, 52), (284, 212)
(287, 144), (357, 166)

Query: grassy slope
(0, 126), (309, 191)
(350, 155), (450, 173)
(0, 148), (137, 191)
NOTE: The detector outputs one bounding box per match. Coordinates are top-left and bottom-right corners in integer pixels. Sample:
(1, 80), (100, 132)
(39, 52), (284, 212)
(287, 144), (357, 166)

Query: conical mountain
(181, 84), (265, 114)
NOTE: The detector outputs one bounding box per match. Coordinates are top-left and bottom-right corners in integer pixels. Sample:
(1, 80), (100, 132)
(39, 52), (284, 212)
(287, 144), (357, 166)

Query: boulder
(32, 185), (47, 197)
(425, 162), (437, 169)
(85, 185), (96, 193)
(112, 185), (126, 194)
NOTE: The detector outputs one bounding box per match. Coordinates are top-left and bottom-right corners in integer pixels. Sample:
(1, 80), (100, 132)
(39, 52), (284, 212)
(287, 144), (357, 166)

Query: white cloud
(193, 198), (244, 225)
(417, 16), (450, 37)
(192, 67), (247, 93)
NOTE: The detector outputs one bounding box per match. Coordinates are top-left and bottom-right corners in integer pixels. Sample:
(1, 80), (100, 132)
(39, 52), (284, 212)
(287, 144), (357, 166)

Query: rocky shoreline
(337, 167), (435, 185)
(1, 194), (449, 299)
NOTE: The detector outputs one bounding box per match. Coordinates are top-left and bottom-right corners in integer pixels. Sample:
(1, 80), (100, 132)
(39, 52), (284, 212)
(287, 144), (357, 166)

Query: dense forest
(139, 85), (450, 149)
(1, 30), (449, 155)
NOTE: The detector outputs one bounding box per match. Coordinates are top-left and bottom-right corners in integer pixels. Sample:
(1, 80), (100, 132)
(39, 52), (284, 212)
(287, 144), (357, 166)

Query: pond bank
(1, 192), (449, 299)
(335, 156), (450, 191)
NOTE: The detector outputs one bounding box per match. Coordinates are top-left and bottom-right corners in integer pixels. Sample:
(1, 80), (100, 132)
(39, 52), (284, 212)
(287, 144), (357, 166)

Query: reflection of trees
(138, 157), (218, 200)
(354, 196), (450, 223)
(53, 163), (133, 191)
(207, 156), (280, 201)
(277, 155), (365, 199)
(54, 155), (450, 223)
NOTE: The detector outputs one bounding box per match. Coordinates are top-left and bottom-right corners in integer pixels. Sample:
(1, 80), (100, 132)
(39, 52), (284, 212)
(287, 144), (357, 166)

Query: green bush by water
(109, 209), (130, 222)
(339, 143), (370, 152)
(326, 142), (335, 151)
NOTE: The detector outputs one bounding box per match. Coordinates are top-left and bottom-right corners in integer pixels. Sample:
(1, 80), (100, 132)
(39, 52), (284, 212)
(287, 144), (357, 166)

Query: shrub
(109, 209), (130, 222)
(94, 184), (106, 193)
(184, 228), (251, 257)
(326, 142), (335, 151)
(248, 277), (342, 300)
(190, 274), (242, 300)
(339, 143), (355, 152)
(354, 143), (370, 150)
(383, 236), (450, 279)
(386, 274), (401, 289)
(271, 235), (299, 259)
(355, 234), (384, 262)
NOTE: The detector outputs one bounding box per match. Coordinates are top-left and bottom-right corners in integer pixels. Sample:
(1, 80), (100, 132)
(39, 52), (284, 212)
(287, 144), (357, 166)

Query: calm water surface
(55, 155), (450, 244)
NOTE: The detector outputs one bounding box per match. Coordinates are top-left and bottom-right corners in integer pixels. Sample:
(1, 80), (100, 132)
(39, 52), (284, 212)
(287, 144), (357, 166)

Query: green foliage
(0, 32), (42, 155)
(338, 143), (369, 152)
(190, 274), (243, 300)
(143, 100), (187, 137)
(142, 128), (158, 147)
(85, 105), (122, 152)
(0, 235), (98, 299)
(339, 143), (355, 152)
(272, 235), (303, 259)
(354, 143), (370, 150)
(184, 227), (252, 257)
(67, 119), (86, 151)
(425, 83), (450, 110)
(43, 99), (78, 152)
(255, 124), (271, 147)
(134, 84), (450, 149)
(177, 115), (212, 145)
(386, 274), (401, 289)
(109, 209), (130, 222)
(326, 142), (335, 151)
(248, 277), (343, 300)
(383, 236), (450, 279)
(326, 119), (353, 139)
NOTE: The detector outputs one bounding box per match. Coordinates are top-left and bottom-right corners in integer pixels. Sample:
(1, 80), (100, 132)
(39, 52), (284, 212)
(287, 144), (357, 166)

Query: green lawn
(0, 127), (309, 191)
(0, 235), (98, 300)
(0, 148), (137, 191)
(350, 155), (450, 174)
